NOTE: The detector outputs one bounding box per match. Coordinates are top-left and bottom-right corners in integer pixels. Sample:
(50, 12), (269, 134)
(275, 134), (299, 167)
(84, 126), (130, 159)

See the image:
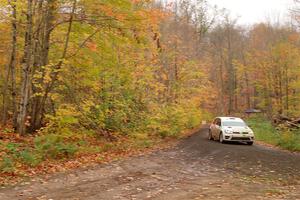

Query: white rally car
(209, 117), (255, 145)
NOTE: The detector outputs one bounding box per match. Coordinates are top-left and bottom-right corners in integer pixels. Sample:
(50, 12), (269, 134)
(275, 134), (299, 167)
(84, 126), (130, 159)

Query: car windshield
(222, 121), (246, 127)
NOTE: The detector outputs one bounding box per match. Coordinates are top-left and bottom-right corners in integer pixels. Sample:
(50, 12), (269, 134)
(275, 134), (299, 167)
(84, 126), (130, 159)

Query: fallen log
(277, 115), (293, 121)
(292, 118), (300, 124)
(273, 115), (300, 129)
(285, 121), (300, 129)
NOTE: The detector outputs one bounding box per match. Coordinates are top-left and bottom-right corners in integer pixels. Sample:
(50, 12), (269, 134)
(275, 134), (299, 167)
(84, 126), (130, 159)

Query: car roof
(216, 117), (244, 122)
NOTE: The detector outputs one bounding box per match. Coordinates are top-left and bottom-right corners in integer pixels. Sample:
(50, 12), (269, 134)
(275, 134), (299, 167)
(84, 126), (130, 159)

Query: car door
(210, 118), (217, 137)
(214, 118), (221, 138)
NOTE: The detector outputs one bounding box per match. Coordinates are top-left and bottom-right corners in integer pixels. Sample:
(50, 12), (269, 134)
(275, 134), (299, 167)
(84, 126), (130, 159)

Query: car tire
(247, 142), (254, 145)
(219, 132), (225, 143)
(208, 129), (213, 140)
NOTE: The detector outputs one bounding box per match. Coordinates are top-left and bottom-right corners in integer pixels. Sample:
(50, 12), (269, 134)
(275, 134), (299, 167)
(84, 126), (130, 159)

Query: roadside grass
(0, 133), (161, 185)
(247, 116), (300, 152)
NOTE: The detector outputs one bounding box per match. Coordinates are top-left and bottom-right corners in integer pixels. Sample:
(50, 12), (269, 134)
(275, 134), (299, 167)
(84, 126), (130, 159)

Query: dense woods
(0, 0), (219, 137)
(0, 0), (300, 176)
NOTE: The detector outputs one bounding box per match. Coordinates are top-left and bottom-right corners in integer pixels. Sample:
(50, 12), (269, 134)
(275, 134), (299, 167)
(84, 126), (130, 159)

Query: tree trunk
(284, 64), (289, 114)
(30, 0), (56, 132)
(2, 60), (11, 125)
(2, 0), (17, 126)
(226, 23), (234, 114)
(244, 71), (251, 109)
(29, 0), (77, 132)
(242, 54), (251, 110)
(219, 52), (225, 115)
(11, 0), (18, 128)
(17, 0), (34, 135)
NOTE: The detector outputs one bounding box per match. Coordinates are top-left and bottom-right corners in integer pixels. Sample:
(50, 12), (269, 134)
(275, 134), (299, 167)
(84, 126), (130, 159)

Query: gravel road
(1, 127), (300, 200)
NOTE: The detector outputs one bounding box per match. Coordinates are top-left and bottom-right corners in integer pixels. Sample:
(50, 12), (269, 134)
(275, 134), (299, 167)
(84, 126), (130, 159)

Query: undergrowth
(247, 116), (300, 152)
(0, 104), (210, 175)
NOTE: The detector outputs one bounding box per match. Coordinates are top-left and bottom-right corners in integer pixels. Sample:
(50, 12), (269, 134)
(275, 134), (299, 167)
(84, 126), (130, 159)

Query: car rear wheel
(219, 133), (224, 143)
(208, 130), (213, 140)
(247, 142), (254, 145)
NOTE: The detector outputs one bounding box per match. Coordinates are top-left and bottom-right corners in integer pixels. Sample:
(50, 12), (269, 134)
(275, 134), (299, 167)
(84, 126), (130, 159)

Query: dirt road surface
(1, 127), (300, 200)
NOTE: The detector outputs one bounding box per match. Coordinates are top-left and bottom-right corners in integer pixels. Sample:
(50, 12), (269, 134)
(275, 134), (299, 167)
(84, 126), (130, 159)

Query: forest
(0, 0), (300, 181)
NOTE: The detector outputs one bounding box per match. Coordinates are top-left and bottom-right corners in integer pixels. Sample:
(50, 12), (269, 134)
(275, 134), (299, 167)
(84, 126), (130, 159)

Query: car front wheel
(219, 132), (224, 143)
(208, 129), (213, 140)
(247, 141), (254, 145)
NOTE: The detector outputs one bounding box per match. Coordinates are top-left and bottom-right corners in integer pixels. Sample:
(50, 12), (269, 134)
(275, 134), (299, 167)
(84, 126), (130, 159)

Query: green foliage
(100, 97), (146, 134)
(78, 145), (103, 154)
(0, 143), (18, 173)
(19, 150), (41, 167)
(34, 134), (78, 159)
(43, 106), (80, 135)
(102, 143), (115, 152)
(134, 139), (153, 149)
(0, 143), (40, 172)
(247, 116), (300, 151)
(6, 143), (19, 155)
(277, 131), (300, 151)
(2, 128), (14, 134)
(147, 103), (202, 138)
(0, 157), (15, 173)
(247, 116), (280, 145)
(0, 135), (78, 173)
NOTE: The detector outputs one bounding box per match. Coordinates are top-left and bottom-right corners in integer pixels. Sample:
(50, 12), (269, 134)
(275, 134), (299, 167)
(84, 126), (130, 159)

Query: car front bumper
(223, 134), (254, 142)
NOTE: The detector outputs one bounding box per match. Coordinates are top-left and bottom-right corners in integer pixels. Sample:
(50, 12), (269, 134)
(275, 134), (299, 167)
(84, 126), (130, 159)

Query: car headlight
(225, 129), (233, 134)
